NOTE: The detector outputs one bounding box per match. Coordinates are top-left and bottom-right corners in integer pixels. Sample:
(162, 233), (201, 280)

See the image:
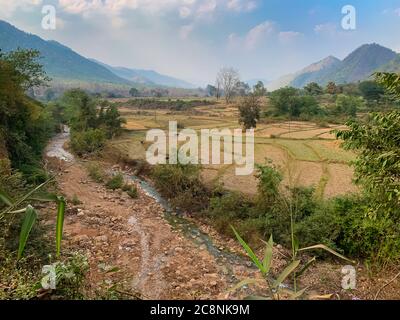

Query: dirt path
(44, 133), (262, 299)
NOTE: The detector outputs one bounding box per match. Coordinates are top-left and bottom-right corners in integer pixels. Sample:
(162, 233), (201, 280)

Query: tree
(334, 95), (364, 117)
(1, 49), (50, 89)
(358, 81), (385, 102)
(206, 84), (217, 97)
(129, 87), (140, 97)
(216, 67), (240, 104)
(326, 82), (339, 95)
(0, 49), (54, 173)
(269, 87), (299, 115)
(304, 82), (323, 95)
(238, 94), (261, 129)
(234, 81), (251, 97)
(253, 81), (267, 96)
(336, 72), (400, 217)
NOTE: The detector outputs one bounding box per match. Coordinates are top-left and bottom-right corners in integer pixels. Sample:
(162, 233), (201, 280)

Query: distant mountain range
(267, 43), (400, 90)
(93, 60), (195, 89)
(0, 20), (194, 89)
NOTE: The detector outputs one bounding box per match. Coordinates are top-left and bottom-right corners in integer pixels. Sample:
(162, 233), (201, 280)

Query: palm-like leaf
(17, 206), (37, 260)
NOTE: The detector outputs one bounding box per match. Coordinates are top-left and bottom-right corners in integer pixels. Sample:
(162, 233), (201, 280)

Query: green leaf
(0, 189), (13, 207)
(29, 193), (59, 202)
(18, 206), (37, 260)
(262, 235), (273, 274)
(273, 260), (300, 289)
(231, 226), (266, 274)
(298, 244), (355, 263)
(296, 257), (316, 278)
(56, 197), (66, 258)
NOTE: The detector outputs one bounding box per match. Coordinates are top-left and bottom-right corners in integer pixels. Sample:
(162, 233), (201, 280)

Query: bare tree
(216, 67), (240, 104)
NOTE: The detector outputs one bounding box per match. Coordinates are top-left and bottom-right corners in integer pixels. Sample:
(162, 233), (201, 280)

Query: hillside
(289, 43), (399, 88)
(97, 61), (196, 89)
(0, 20), (132, 85)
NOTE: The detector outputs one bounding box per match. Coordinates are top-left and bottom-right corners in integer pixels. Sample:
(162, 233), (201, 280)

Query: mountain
(0, 20), (131, 85)
(0, 20), (194, 89)
(289, 43), (399, 88)
(95, 61), (195, 89)
(290, 56), (341, 88)
(379, 54), (400, 73)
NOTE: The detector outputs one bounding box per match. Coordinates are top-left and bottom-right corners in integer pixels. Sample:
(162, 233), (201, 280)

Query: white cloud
(179, 6), (192, 18)
(197, 0), (216, 15)
(0, 0), (42, 18)
(279, 31), (303, 44)
(180, 24), (194, 39)
(314, 23), (337, 36)
(227, 0), (257, 12)
(245, 21), (275, 49)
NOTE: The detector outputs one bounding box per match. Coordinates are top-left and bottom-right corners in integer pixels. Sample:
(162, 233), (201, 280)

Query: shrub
(106, 173), (124, 190)
(87, 162), (106, 183)
(70, 128), (107, 156)
(208, 192), (252, 234)
(151, 164), (209, 213)
(122, 184), (138, 198)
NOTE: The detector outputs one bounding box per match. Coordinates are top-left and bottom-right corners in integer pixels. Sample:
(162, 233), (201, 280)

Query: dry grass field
(110, 99), (358, 198)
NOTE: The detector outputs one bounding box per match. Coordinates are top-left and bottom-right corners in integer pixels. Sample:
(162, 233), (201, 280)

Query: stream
(46, 129), (252, 282)
(130, 176), (251, 275)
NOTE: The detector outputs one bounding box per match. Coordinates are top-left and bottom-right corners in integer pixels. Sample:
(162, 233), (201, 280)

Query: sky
(1, 0), (400, 86)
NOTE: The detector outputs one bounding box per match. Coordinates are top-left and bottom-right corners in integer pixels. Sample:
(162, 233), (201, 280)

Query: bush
(70, 128), (107, 156)
(87, 162), (106, 183)
(106, 173), (124, 190)
(151, 164), (209, 213)
(123, 184), (138, 198)
(208, 192), (252, 234)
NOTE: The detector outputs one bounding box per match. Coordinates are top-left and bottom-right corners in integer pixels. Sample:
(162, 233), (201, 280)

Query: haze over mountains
(0, 20), (194, 89)
(1, 19), (399, 92)
(268, 43), (400, 90)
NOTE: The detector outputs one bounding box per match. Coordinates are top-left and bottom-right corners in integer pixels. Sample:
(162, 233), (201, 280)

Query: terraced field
(111, 100), (358, 198)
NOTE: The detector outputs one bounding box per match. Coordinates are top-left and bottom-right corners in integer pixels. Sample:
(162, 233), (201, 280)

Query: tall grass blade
(263, 235), (273, 273)
(231, 226), (266, 274)
(298, 244), (355, 263)
(273, 260), (300, 289)
(56, 197), (66, 257)
(17, 206), (37, 260)
(0, 189), (13, 207)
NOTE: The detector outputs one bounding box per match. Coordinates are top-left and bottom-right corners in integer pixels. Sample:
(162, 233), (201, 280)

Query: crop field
(111, 100), (358, 198)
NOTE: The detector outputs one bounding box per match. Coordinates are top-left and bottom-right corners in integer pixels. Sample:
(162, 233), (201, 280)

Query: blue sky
(1, 0), (400, 86)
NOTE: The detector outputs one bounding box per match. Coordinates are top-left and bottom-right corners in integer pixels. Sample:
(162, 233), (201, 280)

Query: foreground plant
(0, 178), (66, 260)
(231, 226), (353, 300)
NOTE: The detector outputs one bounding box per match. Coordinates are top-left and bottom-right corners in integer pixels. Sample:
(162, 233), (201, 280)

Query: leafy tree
(206, 84), (217, 97)
(334, 95), (364, 117)
(326, 82), (339, 95)
(337, 73), (400, 217)
(304, 82), (323, 95)
(61, 89), (97, 131)
(269, 87), (299, 115)
(101, 104), (126, 138)
(234, 81), (251, 97)
(253, 81), (267, 97)
(358, 81), (385, 102)
(0, 49), (50, 89)
(0, 49), (54, 174)
(129, 87), (140, 97)
(238, 94), (261, 129)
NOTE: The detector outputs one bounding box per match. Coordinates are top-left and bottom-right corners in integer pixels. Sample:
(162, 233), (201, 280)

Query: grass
(110, 100), (356, 199)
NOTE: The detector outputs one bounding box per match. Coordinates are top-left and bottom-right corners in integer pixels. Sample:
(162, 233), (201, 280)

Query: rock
(210, 281), (218, 287)
(95, 235), (109, 243)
